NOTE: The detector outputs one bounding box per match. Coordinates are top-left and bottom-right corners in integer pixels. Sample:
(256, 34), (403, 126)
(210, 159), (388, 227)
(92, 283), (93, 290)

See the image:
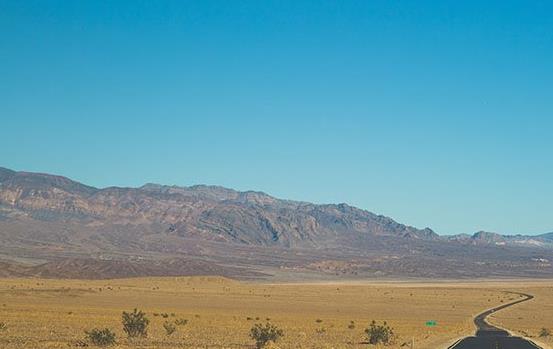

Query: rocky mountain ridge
(1, 167), (552, 280)
(448, 231), (553, 248)
(0, 167), (438, 248)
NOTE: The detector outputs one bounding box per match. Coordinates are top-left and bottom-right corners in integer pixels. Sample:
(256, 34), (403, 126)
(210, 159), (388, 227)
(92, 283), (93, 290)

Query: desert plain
(0, 277), (552, 349)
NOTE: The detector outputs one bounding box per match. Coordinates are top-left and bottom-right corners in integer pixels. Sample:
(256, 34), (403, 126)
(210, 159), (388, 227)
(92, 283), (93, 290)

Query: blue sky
(1, 1), (552, 235)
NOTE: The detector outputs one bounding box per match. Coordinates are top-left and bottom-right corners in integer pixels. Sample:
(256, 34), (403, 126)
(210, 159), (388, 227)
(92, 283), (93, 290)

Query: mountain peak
(471, 231), (505, 244)
(0, 167), (97, 195)
(0, 167), (16, 181)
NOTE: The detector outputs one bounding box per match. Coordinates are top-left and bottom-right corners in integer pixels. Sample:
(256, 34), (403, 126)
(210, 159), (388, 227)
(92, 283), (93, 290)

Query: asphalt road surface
(448, 292), (542, 349)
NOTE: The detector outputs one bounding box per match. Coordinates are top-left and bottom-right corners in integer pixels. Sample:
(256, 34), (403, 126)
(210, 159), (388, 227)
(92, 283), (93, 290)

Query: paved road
(448, 292), (541, 349)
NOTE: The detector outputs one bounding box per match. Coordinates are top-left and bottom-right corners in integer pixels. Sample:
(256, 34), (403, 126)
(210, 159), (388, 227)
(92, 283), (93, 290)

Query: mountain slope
(447, 231), (553, 248)
(0, 167), (437, 249)
(1, 166), (552, 280)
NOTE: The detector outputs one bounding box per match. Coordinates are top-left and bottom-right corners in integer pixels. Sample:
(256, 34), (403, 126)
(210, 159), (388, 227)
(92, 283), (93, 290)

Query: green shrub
(85, 328), (116, 347)
(163, 321), (176, 336)
(122, 308), (149, 338)
(250, 322), (284, 349)
(365, 320), (395, 345)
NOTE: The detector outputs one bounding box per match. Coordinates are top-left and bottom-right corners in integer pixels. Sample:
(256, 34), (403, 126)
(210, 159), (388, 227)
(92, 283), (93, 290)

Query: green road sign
(425, 320), (437, 327)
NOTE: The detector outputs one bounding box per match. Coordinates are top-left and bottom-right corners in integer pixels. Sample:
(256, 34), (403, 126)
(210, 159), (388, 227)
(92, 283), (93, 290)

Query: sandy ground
(0, 277), (551, 349)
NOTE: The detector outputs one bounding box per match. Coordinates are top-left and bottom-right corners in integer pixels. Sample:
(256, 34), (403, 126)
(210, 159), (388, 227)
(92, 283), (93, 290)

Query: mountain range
(451, 230), (553, 247)
(0, 167), (552, 280)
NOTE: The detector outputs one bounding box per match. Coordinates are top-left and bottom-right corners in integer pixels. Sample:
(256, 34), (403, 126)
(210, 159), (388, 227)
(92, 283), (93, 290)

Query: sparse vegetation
(122, 308), (149, 338)
(250, 322), (284, 349)
(174, 318), (188, 326)
(539, 328), (551, 337)
(163, 321), (176, 336)
(85, 328), (116, 347)
(365, 320), (395, 345)
(0, 278), (550, 349)
(0, 322), (7, 331)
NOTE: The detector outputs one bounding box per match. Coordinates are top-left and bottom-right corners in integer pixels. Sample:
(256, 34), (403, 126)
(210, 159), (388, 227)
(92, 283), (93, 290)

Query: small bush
(348, 321), (355, 330)
(122, 308), (149, 338)
(315, 319), (323, 323)
(85, 328), (116, 347)
(539, 328), (551, 337)
(0, 322), (7, 331)
(163, 321), (177, 336)
(161, 313), (169, 319)
(175, 318), (188, 326)
(365, 320), (395, 345)
(250, 322), (284, 349)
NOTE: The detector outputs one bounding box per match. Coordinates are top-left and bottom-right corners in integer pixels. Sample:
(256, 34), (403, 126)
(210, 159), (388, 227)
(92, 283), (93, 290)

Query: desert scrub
(365, 320), (395, 345)
(163, 321), (176, 336)
(175, 318), (188, 326)
(539, 328), (551, 337)
(0, 322), (6, 331)
(122, 308), (149, 338)
(250, 322), (284, 349)
(85, 328), (116, 347)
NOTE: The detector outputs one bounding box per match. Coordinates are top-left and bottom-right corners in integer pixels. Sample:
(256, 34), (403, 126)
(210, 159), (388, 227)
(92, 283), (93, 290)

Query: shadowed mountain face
(1, 167), (552, 280)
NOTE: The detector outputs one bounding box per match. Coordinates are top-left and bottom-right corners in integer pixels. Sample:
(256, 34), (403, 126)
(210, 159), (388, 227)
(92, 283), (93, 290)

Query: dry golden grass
(0, 277), (551, 349)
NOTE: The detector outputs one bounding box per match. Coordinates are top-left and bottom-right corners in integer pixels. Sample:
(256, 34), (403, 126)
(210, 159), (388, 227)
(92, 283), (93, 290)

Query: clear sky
(1, 1), (552, 236)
